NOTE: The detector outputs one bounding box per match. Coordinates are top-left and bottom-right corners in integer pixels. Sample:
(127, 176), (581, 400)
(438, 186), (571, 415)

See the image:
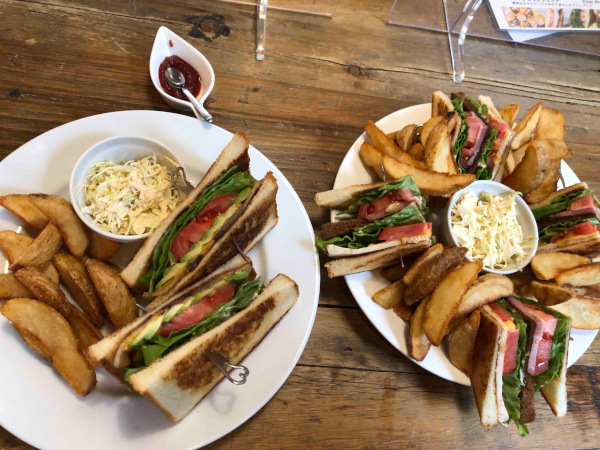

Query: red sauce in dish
(158, 55), (201, 101)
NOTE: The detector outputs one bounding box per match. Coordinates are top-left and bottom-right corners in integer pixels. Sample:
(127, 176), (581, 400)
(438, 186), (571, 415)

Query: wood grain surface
(1, 0), (599, 448)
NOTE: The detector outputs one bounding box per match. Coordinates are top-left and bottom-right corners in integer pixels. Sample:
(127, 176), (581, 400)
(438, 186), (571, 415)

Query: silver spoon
(164, 66), (213, 123)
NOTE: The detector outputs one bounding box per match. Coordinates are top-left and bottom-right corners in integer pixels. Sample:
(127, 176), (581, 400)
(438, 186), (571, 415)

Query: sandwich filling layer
(490, 300), (529, 436)
(123, 271), (263, 381)
(139, 166), (257, 293)
(317, 176), (431, 251)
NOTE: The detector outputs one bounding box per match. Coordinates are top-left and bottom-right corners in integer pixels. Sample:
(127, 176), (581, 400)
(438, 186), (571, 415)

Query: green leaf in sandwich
(123, 270), (263, 383)
(495, 299), (530, 436)
(337, 176), (428, 216)
(531, 187), (599, 220)
(539, 217), (600, 243)
(139, 166), (257, 293)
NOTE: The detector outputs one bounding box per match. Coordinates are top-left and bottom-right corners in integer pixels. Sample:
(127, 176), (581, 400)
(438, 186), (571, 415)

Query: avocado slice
(127, 313), (164, 349)
(155, 262), (187, 289)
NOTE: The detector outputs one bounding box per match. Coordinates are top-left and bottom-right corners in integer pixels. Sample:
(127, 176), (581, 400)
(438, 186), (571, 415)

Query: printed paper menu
(488, 1), (600, 30)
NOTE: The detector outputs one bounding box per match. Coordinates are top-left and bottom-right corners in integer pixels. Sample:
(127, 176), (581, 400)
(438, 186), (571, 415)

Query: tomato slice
(170, 193), (238, 261)
(549, 220), (599, 244)
(488, 302), (518, 375)
(158, 282), (237, 337)
(378, 222), (432, 242)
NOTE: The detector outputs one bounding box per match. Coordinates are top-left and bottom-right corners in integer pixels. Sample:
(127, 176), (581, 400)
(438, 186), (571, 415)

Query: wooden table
(1, 0), (599, 447)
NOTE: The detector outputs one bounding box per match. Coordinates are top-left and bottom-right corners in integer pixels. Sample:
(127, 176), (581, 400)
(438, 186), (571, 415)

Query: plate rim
(0, 110), (321, 449)
(332, 102), (598, 386)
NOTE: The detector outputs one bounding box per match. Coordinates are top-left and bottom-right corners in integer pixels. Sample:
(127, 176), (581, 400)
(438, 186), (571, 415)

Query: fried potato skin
(502, 144), (550, 194)
(85, 228), (120, 261)
(1, 298), (96, 396)
(410, 296), (431, 361)
(0, 194), (49, 231)
(449, 310), (480, 374)
(12, 224), (62, 269)
(28, 194), (89, 257)
(85, 259), (137, 329)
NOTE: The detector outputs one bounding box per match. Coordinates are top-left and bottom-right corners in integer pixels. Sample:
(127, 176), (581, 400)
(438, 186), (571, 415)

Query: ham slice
(489, 302), (519, 375)
(551, 206), (600, 221)
(507, 297), (557, 376)
(486, 118), (511, 168)
(460, 113), (488, 170)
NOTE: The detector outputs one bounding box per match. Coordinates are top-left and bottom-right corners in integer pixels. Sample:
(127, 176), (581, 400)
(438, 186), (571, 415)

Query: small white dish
(149, 26), (215, 112)
(442, 180), (539, 275)
(69, 135), (183, 243)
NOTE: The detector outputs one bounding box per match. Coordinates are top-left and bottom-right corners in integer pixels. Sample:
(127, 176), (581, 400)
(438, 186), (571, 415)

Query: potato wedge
(531, 281), (600, 329)
(514, 139), (571, 163)
(407, 143), (425, 162)
(511, 102), (543, 149)
(425, 122), (457, 174)
(383, 156), (475, 197)
(455, 274), (514, 317)
(0, 230), (32, 262)
(523, 161), (560, 204)
(0, 273), (32, 299)
(395, 124), (418, 151)
(12, 224), (62, 269)
(86, 228), (120, 261)
(556, 262), (600, 287)
(53, 252), (104, 327)
(85, 259), (137, 329)
(372, 280), (404, 309)
(424, 261), (482, 346)
(502, 144), (550, 194)
(449, 310), (480, 374)
(531, 252), (590, 281)
(28, 194), (88, 257)
(420, 116), (445, 147)
(0, 230), (59, 283)
(499, 104), (519, 127)
(536, 108), (565, 141)
(0, 194), (49, 231)
(393, 299), (413, 322)
(381, 263), (410, 282)
(366, 120), (403, 159)
(1, 298), (96, 395)
(402, 243), (444, 285)
(410, 296), (431, 361)
(14, 267), (101, 349)
(360, 142), (384, 179)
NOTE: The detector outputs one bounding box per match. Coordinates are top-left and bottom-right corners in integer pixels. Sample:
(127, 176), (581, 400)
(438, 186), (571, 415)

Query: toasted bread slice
(324, 241), (429, 278)
(527, 182), (588, 210)
(470, 305), (506, 428)
(540, 318), (570, 417)
(432, 91), (454, 117)
(315, 181), (389, 210)
(121, 132), (251, 291)
(128, 274), (299, 422)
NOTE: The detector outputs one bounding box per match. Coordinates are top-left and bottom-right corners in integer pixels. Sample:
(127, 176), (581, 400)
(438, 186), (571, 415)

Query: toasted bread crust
(320, 219), (366, 240)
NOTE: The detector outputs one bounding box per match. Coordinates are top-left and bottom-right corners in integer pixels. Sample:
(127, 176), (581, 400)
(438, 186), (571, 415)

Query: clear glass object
(388, 0), (600, 82)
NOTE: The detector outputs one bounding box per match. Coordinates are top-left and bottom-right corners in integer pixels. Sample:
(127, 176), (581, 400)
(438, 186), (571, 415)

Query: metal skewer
(380, 163), (387, 181)
(136, 303), (148, 313)
(208, 352), (250, 385)
(233, 239), (251, 263)
(170, 166), (194, 194)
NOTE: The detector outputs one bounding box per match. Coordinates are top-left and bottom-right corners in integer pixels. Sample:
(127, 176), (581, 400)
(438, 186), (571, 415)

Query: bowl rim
(69, 134), (182, 242)
(149, 26), (216, 108)
(444, 180), (539, 275)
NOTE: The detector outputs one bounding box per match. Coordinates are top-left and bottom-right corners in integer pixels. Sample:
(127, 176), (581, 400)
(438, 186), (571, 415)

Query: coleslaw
(451, 191), (530, 270)
(81, 155), (178, 235)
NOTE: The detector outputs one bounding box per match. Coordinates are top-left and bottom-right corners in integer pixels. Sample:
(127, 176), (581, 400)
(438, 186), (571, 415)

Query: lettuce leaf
(539, 218), (600, 242)
(338, 176), (427, 216)
(139, 167), (256, 292)
(516, 297), (571, 391)
(451, 98), (469, 174)
(497, 299), (529, 436)
(570, 9), (583, 27)
(134, 278), (263, 367)
(316, 203), (425, 250)
(531, 189), (592, 220)
(468, 97), (489, 122)
(476, 128), (498, 181)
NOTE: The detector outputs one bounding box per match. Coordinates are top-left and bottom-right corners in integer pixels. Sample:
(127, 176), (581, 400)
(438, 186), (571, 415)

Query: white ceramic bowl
(149, 26), (215, 112)
(442, 180), (538, 275)
(69, 135), (183, 243)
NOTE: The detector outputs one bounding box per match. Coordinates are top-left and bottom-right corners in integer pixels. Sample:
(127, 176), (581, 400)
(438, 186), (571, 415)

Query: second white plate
(333, 103), (598, 385)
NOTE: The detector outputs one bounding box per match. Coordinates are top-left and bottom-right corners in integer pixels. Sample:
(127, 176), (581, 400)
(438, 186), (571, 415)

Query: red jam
(158, 55), (201, 101)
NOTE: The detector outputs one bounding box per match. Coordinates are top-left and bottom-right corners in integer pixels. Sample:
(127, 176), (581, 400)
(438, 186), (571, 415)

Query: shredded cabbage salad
(81, 155), (178, 235)
(451, 191), (531, 270)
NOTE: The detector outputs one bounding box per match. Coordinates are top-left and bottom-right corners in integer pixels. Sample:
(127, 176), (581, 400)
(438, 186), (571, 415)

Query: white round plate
(334, 103), (598, 386)
(0, 111), (320, 449)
